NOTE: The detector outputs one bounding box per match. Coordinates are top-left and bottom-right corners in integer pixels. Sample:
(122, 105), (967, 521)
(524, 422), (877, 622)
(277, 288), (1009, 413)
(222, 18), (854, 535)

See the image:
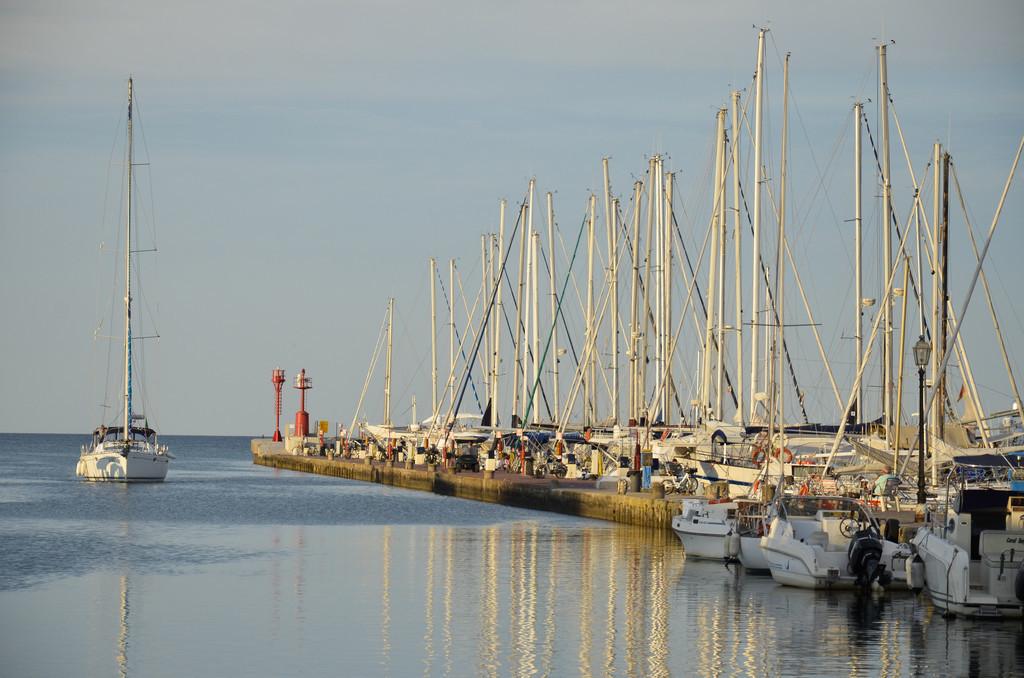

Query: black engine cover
(847, 529), (886, 587)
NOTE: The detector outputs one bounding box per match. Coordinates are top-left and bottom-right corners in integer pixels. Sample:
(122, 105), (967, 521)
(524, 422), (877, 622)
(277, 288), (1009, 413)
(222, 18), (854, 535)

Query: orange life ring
(798, 483), (810, 496)
(771, 447), (794, 463)
(752, 446), (767, 464)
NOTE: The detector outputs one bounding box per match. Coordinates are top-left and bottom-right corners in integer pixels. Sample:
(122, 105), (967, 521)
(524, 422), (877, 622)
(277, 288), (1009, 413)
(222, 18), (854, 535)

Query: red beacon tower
(294, 368), (312, 437)
(271, 368), (286, 442)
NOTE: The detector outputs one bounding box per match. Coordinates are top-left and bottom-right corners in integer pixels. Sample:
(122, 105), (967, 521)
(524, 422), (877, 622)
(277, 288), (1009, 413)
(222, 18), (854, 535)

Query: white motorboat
(760, 495), (911, 589)
(909, 459), (1024, 618)
(77, 78), (172, 482)
(672, 497), (737, 559)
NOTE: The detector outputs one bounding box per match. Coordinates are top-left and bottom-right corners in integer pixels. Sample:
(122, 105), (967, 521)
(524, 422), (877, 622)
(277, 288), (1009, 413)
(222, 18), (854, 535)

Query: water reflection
(380, 525), (391, 675)
(117, 573), (129, 678)
(352, 522), (1019, 678)
(6, 513), (1023, 677)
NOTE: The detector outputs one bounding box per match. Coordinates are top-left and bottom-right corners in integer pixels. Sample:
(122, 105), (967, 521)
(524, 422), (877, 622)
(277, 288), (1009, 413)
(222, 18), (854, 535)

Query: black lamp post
(913, 335), (932, 505)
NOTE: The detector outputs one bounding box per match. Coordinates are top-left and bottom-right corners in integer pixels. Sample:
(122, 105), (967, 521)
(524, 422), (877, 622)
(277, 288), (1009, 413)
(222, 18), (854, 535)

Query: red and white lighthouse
(271, 368), (286, 442)
(294, 368), (312, 437)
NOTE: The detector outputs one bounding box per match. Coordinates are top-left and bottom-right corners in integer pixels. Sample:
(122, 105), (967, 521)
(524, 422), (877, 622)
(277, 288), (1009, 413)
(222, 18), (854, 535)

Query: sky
(1, 1), (1023, 436)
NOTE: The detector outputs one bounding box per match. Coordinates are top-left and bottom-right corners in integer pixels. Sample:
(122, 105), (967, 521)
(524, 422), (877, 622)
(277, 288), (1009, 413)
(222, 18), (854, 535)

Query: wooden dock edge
(251, 439), (681, 530)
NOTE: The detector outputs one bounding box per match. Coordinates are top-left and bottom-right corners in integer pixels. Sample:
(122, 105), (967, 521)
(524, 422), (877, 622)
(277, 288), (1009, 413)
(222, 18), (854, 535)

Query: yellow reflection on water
(442, 527), (453, 676)
(602, 528), (618, 677)
(479, 526), (499, 678)
(646, 551), (669, 678)
(116, 573), (129, 678)
(540, 529), (559, 677)
(380, 525), (391, 674)
(422, 527), (435, 675)
(578, 528), (593, 678)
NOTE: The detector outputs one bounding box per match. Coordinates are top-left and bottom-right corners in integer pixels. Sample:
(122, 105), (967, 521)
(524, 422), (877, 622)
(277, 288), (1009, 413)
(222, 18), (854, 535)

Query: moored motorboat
(909, 455), (1024, 618)
(672, 497), (737, 559)
(760, 495), (911, 589)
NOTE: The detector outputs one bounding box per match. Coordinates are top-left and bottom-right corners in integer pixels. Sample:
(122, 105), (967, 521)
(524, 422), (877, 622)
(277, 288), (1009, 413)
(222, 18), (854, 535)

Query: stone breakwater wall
(251, 439), (681, 530)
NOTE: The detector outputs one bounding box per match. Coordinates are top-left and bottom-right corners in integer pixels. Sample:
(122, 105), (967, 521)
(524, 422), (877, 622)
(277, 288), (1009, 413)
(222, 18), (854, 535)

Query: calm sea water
(0, 433), (1020, 677)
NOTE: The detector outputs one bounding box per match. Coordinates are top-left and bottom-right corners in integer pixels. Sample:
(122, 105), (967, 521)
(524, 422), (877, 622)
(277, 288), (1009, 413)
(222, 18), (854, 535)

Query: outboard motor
(847, 528), (887, 588)
(1015, 567), (1024, 603)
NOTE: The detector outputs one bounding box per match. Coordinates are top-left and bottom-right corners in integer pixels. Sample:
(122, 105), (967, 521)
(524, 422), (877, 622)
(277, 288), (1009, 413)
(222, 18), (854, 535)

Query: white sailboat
(77, 78), (171, 482)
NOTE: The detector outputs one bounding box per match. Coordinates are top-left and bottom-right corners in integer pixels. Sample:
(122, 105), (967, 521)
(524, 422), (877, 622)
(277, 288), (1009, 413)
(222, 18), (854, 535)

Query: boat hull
(673, 526), (730, 559)
(671, 500), (736, 559)
(912, 527), (1024, 619)
(77, 446), (169, 482)
(738, 536), (772, 573)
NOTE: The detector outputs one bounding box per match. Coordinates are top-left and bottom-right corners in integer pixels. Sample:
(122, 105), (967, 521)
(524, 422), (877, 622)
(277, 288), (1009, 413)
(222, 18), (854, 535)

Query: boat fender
(726, 532), (741, 558)
(906, 556), (926, 593)
(1015, 568), (1024, 602)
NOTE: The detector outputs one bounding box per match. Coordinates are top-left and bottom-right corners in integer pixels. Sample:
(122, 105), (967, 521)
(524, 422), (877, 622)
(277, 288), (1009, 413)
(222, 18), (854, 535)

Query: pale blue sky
(2, 1), (1022, 435)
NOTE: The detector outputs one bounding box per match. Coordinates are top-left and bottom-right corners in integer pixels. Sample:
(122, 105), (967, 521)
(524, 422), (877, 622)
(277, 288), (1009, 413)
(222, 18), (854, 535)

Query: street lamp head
(913, 335), (931, 369)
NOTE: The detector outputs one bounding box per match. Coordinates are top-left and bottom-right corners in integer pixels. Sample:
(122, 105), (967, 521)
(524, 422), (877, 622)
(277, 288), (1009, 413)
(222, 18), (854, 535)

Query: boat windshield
(780, 496), (866, 520)
(94, 426), (156, 444)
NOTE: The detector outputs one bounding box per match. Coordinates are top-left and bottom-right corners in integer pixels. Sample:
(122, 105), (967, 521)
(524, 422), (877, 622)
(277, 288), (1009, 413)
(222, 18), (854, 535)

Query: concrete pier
(251, 439), (682, 529)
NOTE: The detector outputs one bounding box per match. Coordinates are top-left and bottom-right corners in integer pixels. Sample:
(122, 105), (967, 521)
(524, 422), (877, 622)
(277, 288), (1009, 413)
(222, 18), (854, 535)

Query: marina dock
(251, 439), (682, 529)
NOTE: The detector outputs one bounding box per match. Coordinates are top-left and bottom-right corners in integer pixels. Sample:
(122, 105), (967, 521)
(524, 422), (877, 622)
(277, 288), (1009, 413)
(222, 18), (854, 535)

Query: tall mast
(775, 53), (790, 459)
(546, 192), (559, 425)
(449, 258), (456, 415)
(879, 43), (894, 447)
(749, 29), (766, 422)
(930, 143), (940, 446)
(611, 196), (621, 426)
(481, 235), (490, 400)
(602, 158), (618, 425)
(702, 109), (725, 421)
(530, 230), (540, 424)
(854, 102), (863, 423)
(520, 180), (535, 425)
(640, 158), (656, 421)
(512, 201), (527, 426)
(430, 257), (438, 416)
(493, 200), (506, 427)
(585, 194), (596, 426)
(714, 137), (727, 420)
(654, 158), (664, 421)
(629, 180), (642, 424)
(664, 169), (674, 425)
(123, 77), (134, 440)
(385, 297), (394, 427)
(937, 152), (950, 441)
(731, 90), (744, 425)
